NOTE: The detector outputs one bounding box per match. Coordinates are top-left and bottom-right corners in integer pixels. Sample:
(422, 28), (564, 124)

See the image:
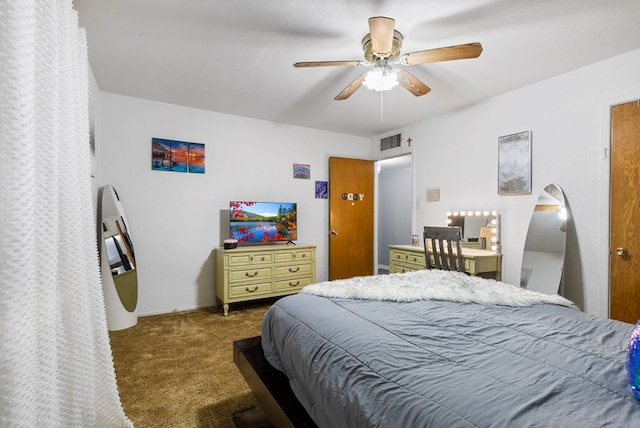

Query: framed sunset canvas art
(152, 138), (205, 174)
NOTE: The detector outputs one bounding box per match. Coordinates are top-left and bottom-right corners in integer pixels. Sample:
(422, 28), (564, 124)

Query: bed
(239, 270), (640, 427)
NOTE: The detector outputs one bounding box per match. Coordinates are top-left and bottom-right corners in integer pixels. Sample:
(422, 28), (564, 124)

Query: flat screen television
(229, 201), (297, 244)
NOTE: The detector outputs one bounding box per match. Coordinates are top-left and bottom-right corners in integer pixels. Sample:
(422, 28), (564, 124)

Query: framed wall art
(315, 181), (328, 199)
(498, 131), (531, 195)
(293, 163), (310, 179)
(151, 138), (205, 174)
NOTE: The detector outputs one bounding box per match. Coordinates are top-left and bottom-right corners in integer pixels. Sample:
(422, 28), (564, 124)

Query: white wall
(378, 48), (640, 318)
(97, 94), (369, 315)
(96, 47), (640, 318)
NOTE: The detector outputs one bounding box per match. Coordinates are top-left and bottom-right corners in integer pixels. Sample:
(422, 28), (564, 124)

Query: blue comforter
(262, 279), (640, 427)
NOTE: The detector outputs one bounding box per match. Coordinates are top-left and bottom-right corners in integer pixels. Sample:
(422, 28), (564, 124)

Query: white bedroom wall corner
(98, 94), (369, 315)
(405, 48), (640, 317)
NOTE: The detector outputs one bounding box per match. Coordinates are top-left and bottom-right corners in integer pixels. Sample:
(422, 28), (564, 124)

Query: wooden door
(610, 101), (640, 323)
(329, 157), (374, 280)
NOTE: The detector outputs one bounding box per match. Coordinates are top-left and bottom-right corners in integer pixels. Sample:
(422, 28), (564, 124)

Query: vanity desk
(388, 244), (502, 280)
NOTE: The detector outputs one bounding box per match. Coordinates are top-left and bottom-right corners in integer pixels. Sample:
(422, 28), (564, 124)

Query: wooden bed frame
(233, 336), (317, 428)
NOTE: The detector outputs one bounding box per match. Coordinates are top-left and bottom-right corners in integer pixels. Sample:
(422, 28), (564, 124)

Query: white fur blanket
(301, 270), (575, 308)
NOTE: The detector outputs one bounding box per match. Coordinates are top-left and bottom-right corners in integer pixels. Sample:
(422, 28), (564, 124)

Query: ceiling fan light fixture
(362, 65), (398, 92)
(361, 29), (403, 62)
(293, 16), (482, 100)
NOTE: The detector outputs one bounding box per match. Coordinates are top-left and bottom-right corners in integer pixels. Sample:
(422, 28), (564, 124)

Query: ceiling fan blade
(335, 73), (366, 100)
(294, 60), (366, 68)
(368, 16), (395, 58)
(400, 42), (483, 66)
(396, 70), (431, 97)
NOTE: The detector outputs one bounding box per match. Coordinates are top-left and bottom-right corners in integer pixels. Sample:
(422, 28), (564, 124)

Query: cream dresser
(388, 244), (502, 280)
(215, 244), (316, 316)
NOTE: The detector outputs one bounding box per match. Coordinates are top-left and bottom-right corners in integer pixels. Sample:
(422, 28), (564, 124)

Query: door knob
(330, 230), (338, 235)
(615, 247), (627, 256)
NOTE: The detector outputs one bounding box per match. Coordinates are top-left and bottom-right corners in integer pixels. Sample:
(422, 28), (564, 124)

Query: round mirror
(98, 185), (138, 330)
(520, 184), (568, 295)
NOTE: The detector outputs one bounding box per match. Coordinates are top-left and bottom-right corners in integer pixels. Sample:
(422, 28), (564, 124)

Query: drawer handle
(289, 267), (300, 273)
(289, 281), (300, 287)
(245, 286), (258, 292)
(245, 271), (258, 277)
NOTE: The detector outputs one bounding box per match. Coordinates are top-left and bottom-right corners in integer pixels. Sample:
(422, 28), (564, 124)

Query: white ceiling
(74, 0), (640, 138)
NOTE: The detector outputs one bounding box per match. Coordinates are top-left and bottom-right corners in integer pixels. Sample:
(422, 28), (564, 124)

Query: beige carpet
(109, 300), (274, 427)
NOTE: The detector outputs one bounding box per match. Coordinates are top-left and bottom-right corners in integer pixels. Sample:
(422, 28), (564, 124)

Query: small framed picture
(315, 181), (328, 199)
(293, 163), (310, 179)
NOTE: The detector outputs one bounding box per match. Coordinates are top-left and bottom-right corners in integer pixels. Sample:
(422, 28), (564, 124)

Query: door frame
(373, 152), (415, 274)
(601, 94), (640, 319)
(374, 153), (414, 273)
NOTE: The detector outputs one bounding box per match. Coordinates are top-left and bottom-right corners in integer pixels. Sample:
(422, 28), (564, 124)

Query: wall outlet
(426, 188), (440, 202)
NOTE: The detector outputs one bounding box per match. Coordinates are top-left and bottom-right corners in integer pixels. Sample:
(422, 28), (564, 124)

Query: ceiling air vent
(380, 134), (402, 151)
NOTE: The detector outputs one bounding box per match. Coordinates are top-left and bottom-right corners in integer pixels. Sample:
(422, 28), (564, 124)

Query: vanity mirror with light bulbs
(446, 211), (500, 252)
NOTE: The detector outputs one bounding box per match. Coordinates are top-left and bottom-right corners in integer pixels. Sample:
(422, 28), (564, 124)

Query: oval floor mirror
(520, 183), (568, 295)
(97, 185), (138, 330)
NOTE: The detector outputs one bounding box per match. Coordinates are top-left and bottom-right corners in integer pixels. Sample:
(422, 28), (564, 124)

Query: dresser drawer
(427, 254), (498, 276)
(464, 257), (499, 275)
(389, 263), (422, 274)
(228, 267), (273, 283)
(391, 249), (426, 268)
(465, 259), (474, 272)
(229, 281), (273, 298)
(274, 249), (314, 263)
(274, 276), (313, 292)
(227, 252), (273, 266)
(274, 262), (313, 277)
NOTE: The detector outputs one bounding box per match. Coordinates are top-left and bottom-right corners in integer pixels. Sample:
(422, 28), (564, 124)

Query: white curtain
(0, 1), (132, 426)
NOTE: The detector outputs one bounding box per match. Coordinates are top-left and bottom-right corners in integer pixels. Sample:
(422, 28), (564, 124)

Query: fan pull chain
(380, 89), (384, 122)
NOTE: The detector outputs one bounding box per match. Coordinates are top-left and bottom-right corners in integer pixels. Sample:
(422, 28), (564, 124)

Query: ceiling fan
(294, 16), (483, 100)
